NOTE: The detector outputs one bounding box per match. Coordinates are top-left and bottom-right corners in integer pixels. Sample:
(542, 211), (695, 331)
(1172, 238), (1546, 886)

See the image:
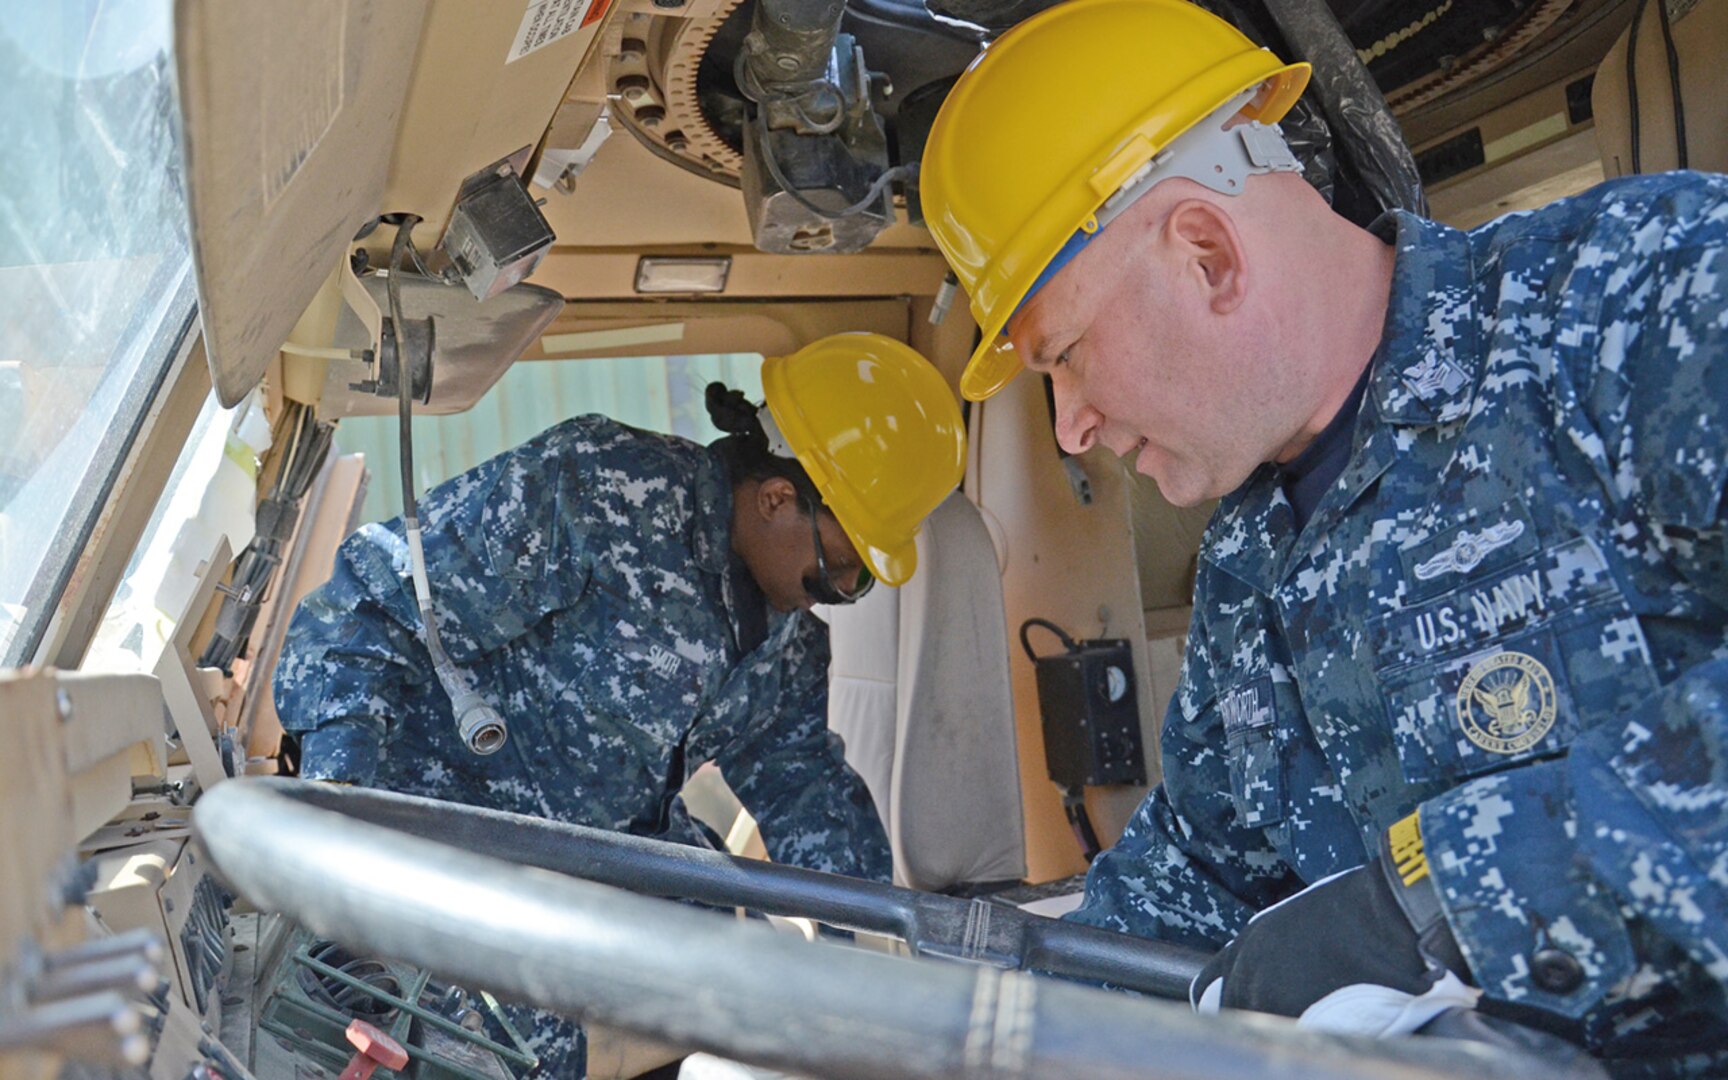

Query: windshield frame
(9, 287), (200, 669)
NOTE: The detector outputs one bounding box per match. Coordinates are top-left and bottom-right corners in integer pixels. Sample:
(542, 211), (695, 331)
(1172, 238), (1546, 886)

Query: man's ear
(1165, 199), (1247, 315)
(754, 476), (799, 521)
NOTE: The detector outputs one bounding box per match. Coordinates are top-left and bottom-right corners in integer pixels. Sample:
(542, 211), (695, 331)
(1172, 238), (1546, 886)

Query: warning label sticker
(507, 0), (608, 62)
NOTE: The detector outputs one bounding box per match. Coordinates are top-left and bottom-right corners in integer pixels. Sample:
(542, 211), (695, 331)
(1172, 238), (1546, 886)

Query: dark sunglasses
(801, 498), (874, 606)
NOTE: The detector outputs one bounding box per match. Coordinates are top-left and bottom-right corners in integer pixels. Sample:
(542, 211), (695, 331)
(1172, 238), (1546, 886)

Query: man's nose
(1052, 384), (1101, 455)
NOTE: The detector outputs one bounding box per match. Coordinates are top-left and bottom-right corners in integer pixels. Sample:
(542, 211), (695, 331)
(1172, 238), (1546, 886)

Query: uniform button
(1530, 947), (1585, 993)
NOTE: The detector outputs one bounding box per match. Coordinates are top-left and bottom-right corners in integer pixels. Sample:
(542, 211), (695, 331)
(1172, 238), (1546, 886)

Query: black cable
(390, 220), (420, 533)
(1060, 785), (1102, 862)
(1018, 617), (1078, 663)
(388, 219), (508, 757)
(299, 940), (402, 1022)
(405, 230), (460, 284)
(199, 399), (336, 669)
(406, 233), (438, 277)
(390, 215), (456, 699)
(1627, 0), (1647, 173)
(1653, 0), (1687, 169)
(733, 51), (848, 135)
(388, 216), (459, 679)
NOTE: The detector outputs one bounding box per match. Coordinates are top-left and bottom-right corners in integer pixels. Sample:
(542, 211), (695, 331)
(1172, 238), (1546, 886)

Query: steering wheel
(193, 778), (1593, 1080)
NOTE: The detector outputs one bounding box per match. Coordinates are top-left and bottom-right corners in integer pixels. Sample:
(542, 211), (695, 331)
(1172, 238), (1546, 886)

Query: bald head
(1006, 171), (1394, 506)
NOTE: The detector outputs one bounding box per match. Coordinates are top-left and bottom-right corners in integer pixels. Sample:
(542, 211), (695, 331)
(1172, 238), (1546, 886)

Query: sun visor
(317, 274), (565, 418)
(174, 0), (428, 405)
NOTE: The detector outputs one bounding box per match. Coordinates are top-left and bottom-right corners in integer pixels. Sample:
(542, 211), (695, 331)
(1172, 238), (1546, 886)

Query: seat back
(827, 491), (1026, 891)
(1593, 0), (1728, 176)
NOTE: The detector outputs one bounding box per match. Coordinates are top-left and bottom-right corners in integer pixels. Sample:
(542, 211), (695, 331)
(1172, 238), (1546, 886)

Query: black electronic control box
(1033, 637), (1147, 788)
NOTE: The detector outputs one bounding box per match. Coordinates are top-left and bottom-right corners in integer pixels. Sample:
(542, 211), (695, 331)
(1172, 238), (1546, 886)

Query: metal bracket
(153, 538), (238, 793)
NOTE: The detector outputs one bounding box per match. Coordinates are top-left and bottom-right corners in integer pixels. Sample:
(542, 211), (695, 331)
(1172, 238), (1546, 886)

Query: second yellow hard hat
(762, 332), (966, 587)
(921, 0), (1311, 400)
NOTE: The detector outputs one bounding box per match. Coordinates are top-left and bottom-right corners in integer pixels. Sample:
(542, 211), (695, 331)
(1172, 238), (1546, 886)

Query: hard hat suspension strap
(1093, 89), (1303, 233)
(758, 404), (797, 460)
(1008, 90), (1302, 326)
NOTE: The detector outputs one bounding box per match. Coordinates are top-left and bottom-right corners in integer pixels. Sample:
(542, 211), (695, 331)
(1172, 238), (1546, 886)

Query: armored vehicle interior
(1, 0), (1721, 1077)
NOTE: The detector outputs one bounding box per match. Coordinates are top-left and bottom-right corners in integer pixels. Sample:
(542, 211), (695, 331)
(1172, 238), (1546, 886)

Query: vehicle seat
(1592, 0), (1728, 176)
(826, 490), (1027, 893)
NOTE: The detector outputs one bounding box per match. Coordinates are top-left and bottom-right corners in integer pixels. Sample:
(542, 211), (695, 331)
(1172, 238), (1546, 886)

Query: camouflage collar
(1203, 212), (1478, 594)
(1368, 210), (1482, 428)
(693, 448), (735, 577)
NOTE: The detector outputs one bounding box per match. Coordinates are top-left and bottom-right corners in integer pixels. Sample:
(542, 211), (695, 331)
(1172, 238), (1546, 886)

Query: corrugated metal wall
(338, 354), (765, 524)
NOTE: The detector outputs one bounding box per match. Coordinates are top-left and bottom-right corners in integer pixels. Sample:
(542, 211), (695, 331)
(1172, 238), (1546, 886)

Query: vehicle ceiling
(586, 0), (1638, 213)
(177, 0), (1639, 404)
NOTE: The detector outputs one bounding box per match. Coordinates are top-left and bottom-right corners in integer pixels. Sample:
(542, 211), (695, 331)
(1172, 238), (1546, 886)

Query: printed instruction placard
(508, 0), (607, 62)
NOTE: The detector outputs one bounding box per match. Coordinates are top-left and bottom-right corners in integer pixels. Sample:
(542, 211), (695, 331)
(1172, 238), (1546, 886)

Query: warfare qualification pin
(1455, 650), (1557, 755)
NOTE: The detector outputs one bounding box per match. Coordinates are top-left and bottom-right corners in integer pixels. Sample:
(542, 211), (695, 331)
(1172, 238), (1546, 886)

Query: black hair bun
(705, 382), (766, 445)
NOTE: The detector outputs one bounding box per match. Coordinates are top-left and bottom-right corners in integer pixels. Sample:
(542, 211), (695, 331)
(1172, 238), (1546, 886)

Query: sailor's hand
(1190, 861), (1478, 1038)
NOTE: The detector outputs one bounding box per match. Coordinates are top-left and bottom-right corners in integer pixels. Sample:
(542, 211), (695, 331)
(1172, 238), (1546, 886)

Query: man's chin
(1139, 459), (1225, 509)
(1160, 484), (1212, 509)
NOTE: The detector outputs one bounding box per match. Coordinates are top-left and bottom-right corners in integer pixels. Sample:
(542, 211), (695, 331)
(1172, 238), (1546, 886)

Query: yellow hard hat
(921, 0), (1311, 401)
(762, 332), (966, 587)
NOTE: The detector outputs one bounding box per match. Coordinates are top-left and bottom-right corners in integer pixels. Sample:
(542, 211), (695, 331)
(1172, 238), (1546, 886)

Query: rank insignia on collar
(1401, 353), (1469, 399)
(1455, 651), (1557, 755)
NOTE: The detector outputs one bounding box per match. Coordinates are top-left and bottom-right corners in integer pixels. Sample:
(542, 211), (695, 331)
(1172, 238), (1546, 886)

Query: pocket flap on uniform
(572, 587), (705, 745)
(1371, 537), (1623, 673)
(1369, 537), (1658, 786)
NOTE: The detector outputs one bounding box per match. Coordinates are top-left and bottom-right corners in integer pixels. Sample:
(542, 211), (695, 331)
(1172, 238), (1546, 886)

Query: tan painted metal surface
(971, 375), (1162, 883)
(174, 0), (426, 405)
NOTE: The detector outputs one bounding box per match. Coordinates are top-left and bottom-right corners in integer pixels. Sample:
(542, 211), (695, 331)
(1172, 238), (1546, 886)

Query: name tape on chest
(645, 643), (683, 679)
(1219, 677), (1276, 739)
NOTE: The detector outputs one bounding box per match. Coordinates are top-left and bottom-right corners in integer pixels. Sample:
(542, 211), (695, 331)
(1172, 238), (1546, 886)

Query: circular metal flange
(607, 5), (748, 186)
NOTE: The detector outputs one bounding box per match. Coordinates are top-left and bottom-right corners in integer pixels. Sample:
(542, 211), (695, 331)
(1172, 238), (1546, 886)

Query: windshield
(0, 2), (197, 663)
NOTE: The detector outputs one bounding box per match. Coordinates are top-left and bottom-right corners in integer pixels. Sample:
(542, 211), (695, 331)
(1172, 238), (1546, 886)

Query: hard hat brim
(856, 529), (918, 590)
(960, 335), (1023, 402)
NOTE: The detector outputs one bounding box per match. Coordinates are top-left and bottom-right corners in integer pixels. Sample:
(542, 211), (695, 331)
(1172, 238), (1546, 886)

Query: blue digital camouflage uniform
(275, 415), (891, 1077)
(1069, 173), (1728, 1074)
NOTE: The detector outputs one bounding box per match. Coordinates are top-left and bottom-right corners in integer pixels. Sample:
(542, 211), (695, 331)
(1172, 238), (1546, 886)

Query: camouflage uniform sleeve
(1421, 180), (1728, 1020)
(272, 543), (432, 784)
(274, 437), (592, 783)
(1067, 583), (1302, 951)
(716, 619), (893, 883)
